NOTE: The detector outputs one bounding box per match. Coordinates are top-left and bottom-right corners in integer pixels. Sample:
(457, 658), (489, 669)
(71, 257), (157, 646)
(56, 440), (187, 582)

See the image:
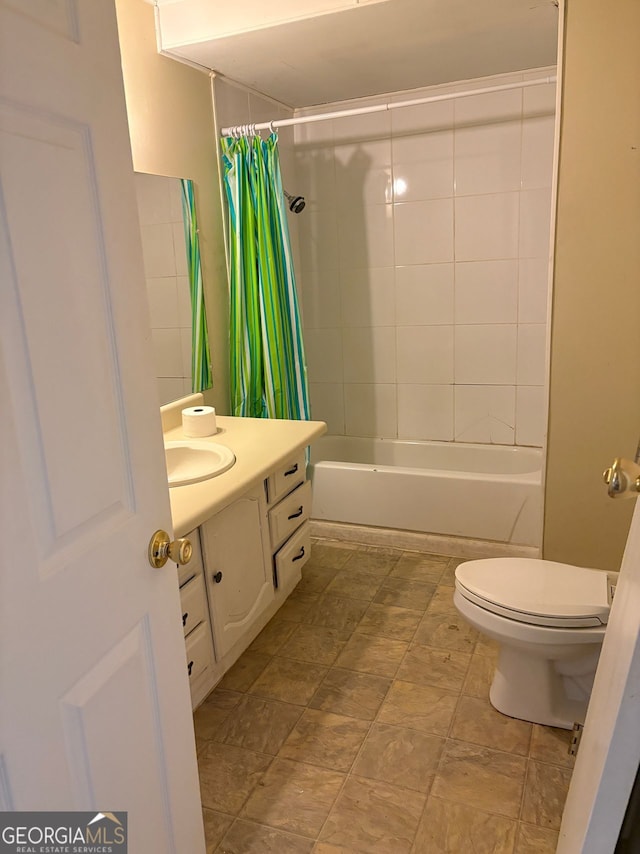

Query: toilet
(454, 558), (614, 729)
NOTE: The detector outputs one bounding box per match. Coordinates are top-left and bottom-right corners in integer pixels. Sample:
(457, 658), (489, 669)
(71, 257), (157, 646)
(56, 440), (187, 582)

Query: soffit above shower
(153, 0), (559, 108)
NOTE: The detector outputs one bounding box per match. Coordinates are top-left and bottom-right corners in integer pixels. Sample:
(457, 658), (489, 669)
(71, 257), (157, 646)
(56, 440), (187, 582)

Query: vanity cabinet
(267, 452), (312, 592)
(200, 485), (273, 662)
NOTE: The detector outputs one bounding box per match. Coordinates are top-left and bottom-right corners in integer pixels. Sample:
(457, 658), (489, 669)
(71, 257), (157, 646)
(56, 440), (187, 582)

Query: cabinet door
(202, 491), (273, 660)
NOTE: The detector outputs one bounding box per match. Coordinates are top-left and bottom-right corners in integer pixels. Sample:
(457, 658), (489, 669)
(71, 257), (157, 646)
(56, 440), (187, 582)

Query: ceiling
(155, 0), (559, 108)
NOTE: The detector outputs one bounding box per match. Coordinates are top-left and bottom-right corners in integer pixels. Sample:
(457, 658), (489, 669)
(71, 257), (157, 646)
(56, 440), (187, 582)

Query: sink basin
(165, 440), (235, 487)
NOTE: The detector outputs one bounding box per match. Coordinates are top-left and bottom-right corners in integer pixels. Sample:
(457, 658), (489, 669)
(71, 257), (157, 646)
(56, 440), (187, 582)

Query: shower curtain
(221, 132), (310, 422)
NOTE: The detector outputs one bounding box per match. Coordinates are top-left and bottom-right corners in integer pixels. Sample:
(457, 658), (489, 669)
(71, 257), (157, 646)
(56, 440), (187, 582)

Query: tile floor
(195, 539), (573, 853)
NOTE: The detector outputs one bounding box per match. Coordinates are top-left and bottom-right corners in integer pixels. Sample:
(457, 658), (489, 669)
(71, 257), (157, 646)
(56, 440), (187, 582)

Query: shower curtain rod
(220, 74), (557, 137)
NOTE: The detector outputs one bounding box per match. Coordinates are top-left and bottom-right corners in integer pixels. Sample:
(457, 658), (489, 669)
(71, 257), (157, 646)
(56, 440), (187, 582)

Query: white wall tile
(169, 179), (183, 222)
(135, 173), (173, 225)
(395, 263), (454, 326)
(519, 187), (552, 258)
(301, 269), (342, 328)
(157, 378), (186, 407)
(518, 258), (549, 324)
(521, 115), (555, 190)
(340, 267), (395, 327)
(397, 384), (454, 440)
(454, 385), (516, 444)
(523, 81), (556, 116)
(392, 130), (453, 200)
(151, 328), (183, 378)
(332, 102), (391, 144)
(344, 383), (397, 438)
(140, 223), (176, 277)
(180, 327), (192, 379)
(173, 222), (188, 276)
(454, 260), (518, 324)
(455, 89), (522, 126)
(304, 327), (343, 383)
(335, 140), (392, 206)
(516, 385), (546, 447)
(455, 324), (517, 384)
(338, 203), (394, 268)
(394, 198), (454, 265)
(455, 193), (519, 261)
(343, 326), (396, 383)
(295, 149), (336, 211)
(176, 276), (192, 328)
(396, 326), (454, 384)
(455, 121), (521, 196)
(299, 210), (340, 271)
(310, 382), (345, 434)
(146, 277), (179, 328)
(517, 324), (546, 385)
(391, 98), (453, 135)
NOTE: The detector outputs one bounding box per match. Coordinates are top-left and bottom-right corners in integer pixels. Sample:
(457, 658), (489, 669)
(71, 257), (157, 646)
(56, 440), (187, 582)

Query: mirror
(134, 172), (211, 405)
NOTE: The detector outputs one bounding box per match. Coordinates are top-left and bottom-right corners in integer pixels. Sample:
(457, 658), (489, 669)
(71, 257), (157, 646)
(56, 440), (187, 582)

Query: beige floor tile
(439, 559), (463, 587)
(249, 657), (328, 706)
(378, 681), (458, 737)
(426, 585), (458, 616)
(355, 603), (422, 642)
(214, 695), (303, 755)
(310, 541), (358, 569)
(279, 624), (351, 667)
(310, 668), (391, 721)
(432, 740), (527, 819)
(311, 595), (369, 632)
(396, 644), (471, 693)
(373, 578), (436, 611)
(313, 844), (360, 853)
(515, 823), (559, 853)
(193, 689), (242, 742)
(391, 553), (449, 584)
(352, 723), (444, 793)
(218, 819), (315, 853)
(342, 546), (402, 576)
(335, 633), (408, 679)
(249, 619), (297, 655)
(279, 708), (370, 771)
(413, 612), (479, 653)
(325, 570), (384, 602)
(463, 653), (495, 699)
(198, 741), (272, 814)
(475, 633), (501, 658)
(450, 695), (532, 756)
(274, 594), (319, 623)
(530, 724), (575, 769)
(218, 652), (272, 692)
(320, 776), (426, 854)
(412, 796), (517, 853)
(203, 808), (234, 853)
(521, 760), (572, 831)
(295, 565), (340, 596)
(241, 758), (345, 837)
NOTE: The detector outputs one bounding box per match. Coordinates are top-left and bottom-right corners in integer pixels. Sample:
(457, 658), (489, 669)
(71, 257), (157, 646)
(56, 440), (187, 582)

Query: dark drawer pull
(292, 546), (305, 562)
(287, 506), (304, 520)
(213, 571), (223, 584)
(182, 612), (188, 627)
(284, 463), (299, 477)
(187, 660), (194, 676)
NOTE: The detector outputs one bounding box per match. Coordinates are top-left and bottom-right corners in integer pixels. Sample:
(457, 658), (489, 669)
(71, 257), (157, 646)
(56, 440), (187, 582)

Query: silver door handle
(603, 458), (640, 499)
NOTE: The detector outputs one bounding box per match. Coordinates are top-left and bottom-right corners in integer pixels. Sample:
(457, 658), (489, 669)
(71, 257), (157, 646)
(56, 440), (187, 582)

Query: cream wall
(115, 0), (229, 412)
(544, 0), (640, 569)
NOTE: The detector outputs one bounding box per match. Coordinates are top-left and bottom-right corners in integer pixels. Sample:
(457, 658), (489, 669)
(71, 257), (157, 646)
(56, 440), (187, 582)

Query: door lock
(603, 458), (640, 499)
(148, 530), (193, 568)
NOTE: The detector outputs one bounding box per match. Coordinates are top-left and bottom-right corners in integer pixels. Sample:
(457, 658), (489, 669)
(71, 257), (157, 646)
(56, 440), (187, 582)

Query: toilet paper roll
(182, 406), (217, 438)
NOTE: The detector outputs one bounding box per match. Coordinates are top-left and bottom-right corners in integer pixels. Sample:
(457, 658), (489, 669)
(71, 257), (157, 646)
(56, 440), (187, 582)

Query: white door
(558, 488), (640, 852)
(0, 2), (205, 851)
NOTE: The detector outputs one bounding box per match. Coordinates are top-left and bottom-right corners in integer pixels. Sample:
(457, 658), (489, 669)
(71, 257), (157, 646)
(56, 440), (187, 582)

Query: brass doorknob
(148, 530), (193, 568)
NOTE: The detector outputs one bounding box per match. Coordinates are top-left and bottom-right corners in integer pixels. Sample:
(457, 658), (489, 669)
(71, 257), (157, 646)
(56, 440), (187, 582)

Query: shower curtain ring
(269, 120), (276, 135)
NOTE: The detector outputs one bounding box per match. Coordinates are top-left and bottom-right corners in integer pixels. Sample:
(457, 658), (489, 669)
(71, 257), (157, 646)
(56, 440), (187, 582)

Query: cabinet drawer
(274, 522), (311, 591)
(179, 573), (207, 637)
(269, 480), (312, 550)
(177, 527), (204, 588)
(185, 621), (214, 687)
(267, 452), (305, 504)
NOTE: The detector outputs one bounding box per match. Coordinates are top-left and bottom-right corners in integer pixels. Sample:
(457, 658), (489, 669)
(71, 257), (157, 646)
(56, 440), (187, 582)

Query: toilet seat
(455, 558), (610, 629)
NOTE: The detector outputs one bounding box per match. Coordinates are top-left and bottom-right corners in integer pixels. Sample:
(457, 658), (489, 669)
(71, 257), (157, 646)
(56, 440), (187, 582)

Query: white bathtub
(309, 436), (543, 547)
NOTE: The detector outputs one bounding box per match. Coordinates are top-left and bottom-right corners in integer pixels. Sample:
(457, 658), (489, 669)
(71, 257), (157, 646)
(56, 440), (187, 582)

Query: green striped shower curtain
(181, 178), (212, 392)
(221, 133), (310, 421)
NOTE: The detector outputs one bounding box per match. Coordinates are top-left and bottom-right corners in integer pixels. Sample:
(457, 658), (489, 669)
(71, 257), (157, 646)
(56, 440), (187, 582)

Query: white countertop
(165, 414), (327, 536)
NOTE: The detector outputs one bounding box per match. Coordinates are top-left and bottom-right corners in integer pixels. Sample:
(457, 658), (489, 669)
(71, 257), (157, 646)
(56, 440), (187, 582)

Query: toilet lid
(455, 558), (610, 628)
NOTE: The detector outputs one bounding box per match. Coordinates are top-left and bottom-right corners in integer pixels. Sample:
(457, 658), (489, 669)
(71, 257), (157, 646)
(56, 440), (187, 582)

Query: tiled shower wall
(294, 69), (556, 447)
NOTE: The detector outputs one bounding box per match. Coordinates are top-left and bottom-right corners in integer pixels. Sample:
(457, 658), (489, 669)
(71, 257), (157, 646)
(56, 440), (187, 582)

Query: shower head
(284, 189), (306, 214)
